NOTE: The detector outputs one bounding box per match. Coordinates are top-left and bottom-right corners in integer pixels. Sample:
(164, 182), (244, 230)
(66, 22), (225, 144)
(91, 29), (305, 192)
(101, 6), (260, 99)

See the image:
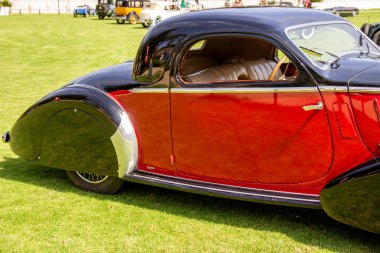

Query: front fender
(320, 158), (380, 234)
(10, 85), (138, 177)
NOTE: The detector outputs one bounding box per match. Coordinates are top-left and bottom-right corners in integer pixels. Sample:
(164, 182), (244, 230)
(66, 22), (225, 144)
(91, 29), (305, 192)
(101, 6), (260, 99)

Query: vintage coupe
(3, 7), (380, 233)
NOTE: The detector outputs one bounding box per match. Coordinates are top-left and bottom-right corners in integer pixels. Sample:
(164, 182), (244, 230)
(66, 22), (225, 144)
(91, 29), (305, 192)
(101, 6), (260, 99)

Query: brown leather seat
(184, 60), (281, 83)
(242, 60), (280, 81)
(223, 56), (264, 64)
(184, 63), (248, 83)
(181, 56), (219, 76)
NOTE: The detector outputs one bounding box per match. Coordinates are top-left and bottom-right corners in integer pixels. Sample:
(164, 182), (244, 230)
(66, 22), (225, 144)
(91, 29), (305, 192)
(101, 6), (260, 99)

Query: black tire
(74, 13), (77, 17)
(66, 171), (124, 194)
(83, 14), (87, 17)
(116, 19), (125, 24)
(373, 31), (380, 46)
(98, 15), (105, 19)
(142, 23), (148, 28)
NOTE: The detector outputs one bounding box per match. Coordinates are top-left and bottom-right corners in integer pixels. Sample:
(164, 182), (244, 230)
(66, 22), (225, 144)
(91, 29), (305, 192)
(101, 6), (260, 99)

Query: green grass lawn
(1, 12), (380, 252)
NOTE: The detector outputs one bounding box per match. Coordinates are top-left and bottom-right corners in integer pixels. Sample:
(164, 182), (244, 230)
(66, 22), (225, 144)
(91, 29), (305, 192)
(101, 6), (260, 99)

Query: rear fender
(10, 86), (138, 177)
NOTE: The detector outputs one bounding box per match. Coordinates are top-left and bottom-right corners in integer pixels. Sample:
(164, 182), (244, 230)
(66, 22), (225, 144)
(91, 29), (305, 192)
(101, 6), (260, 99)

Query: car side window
(178, 36), (299, 86)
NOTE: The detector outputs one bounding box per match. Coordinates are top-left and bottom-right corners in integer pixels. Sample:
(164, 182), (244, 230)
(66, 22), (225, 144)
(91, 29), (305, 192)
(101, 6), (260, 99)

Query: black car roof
(153, 6), (344, 33)
(133, 7), (347, 82)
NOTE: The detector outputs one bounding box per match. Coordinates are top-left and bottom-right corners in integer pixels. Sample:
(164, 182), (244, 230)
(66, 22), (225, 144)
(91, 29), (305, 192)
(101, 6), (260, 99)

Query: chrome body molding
(170, 87), (318, 94)
(130, 86), (353, 94)
(131, 88), (169, 93)
(110, 112), (139, 178)
(318, 86), (348, 93)
(125, 171), (321, 208)
(349, 86), (380, 93)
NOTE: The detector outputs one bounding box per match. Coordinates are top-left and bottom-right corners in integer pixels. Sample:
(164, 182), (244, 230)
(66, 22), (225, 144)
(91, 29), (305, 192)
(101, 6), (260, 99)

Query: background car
(139, 2), (189, 28)
(324, 6), (359, 17)
(96, 0), (115, 19)
(73, 5), (94, 17)
(113, 0), (149, 24)
(361, 22), (380, 46)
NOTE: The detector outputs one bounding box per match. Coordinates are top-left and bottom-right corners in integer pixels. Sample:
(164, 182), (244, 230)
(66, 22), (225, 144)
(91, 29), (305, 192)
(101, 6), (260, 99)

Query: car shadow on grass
(0, 157), (379, 251)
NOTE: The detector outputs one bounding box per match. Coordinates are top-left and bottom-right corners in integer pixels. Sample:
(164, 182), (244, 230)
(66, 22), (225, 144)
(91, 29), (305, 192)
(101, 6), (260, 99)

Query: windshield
(286, 23), (380, 69)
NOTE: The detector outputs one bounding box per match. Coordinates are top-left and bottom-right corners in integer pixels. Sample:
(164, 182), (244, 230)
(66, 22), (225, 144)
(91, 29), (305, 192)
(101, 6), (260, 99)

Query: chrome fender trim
(111, 112), (138, 178)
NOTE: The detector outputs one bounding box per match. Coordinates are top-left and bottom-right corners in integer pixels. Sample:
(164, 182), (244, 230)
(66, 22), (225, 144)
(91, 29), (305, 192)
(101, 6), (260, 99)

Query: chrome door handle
(302, 101), (323, 111)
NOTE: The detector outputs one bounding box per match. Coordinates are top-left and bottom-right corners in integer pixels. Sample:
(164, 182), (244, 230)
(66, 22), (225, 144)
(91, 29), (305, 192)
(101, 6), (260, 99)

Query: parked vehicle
(4, 7), (380, 234)
(73, 5), (93, 17)
(361, 22), (380, 46)
(113, 0), (149, 24)
(139, 2), (189, 28)
(96, 0), (115, 19)
(323, 6), (359, 17)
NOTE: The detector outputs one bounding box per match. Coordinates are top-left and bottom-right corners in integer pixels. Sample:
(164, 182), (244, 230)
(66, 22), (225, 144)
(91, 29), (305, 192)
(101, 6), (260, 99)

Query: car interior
(179, 37), (298, 85)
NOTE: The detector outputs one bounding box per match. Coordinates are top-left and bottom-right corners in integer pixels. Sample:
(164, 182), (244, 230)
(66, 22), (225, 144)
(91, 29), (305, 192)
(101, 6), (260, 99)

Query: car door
(170, 35), (333, 184)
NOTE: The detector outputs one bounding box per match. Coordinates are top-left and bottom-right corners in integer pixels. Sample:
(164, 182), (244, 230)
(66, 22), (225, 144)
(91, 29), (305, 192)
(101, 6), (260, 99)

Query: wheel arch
(10, 85), (138, 178)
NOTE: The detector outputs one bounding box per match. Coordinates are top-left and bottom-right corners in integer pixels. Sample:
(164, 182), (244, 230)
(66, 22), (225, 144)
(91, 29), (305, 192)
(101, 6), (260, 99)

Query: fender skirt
(10, 85), (138, 178)
(320, 158), (380, 233)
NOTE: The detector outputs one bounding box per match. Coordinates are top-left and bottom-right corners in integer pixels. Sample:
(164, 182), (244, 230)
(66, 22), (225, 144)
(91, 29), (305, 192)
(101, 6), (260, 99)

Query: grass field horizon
(1, 13), (380, 252)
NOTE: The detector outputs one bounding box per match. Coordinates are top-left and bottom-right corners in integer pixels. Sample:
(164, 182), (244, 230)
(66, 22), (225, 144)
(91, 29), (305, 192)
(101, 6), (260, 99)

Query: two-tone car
(3, 7), (380, 234)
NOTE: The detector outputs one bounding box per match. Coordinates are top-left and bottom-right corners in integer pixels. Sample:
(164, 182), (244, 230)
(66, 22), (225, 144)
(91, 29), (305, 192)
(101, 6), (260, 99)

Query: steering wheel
(269, 55), (288, 81)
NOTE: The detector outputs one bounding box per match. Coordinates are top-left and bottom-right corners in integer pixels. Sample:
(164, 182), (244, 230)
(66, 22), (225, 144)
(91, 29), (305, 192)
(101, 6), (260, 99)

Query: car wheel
(74, 13), (77, 17)
(65, 171), (124, 194)
(142, 23), (149, 28)
(129, 14), (137, 25)
(373, 31), (380, 46)
(116, 19), (125, 24)
(84, 14), (87, 17)
(98, 15), (105, 19)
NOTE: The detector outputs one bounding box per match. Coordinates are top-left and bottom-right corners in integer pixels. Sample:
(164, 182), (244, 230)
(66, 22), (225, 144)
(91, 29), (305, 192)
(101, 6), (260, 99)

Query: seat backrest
(184, 63), (248, 83)
(183, 60), (282, 83)
(181, 55), (219, 76)
(223, 56), (264, 64)
(241, 60), (282, 81)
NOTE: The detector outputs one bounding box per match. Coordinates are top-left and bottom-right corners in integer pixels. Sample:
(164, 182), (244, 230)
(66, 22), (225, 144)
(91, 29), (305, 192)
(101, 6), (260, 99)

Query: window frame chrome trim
(131, 88), (169, 93)
(349, 87), (380, 93)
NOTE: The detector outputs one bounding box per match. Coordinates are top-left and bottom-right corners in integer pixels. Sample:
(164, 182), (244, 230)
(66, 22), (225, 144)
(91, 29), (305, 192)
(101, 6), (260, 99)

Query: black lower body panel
(320, 158), (380, 234)
(125, 171), (321, 208)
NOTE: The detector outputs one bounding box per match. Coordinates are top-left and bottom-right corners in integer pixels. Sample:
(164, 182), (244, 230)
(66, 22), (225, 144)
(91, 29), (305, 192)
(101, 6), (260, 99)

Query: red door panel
(171, 88), (333, 184)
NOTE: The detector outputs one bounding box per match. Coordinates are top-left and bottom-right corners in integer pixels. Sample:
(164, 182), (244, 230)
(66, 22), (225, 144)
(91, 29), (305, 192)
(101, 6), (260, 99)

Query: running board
(125, 171), (321, 208)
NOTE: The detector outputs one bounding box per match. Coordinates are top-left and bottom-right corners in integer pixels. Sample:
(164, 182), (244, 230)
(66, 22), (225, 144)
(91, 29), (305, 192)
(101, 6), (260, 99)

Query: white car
(139, 2), (198, 28)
